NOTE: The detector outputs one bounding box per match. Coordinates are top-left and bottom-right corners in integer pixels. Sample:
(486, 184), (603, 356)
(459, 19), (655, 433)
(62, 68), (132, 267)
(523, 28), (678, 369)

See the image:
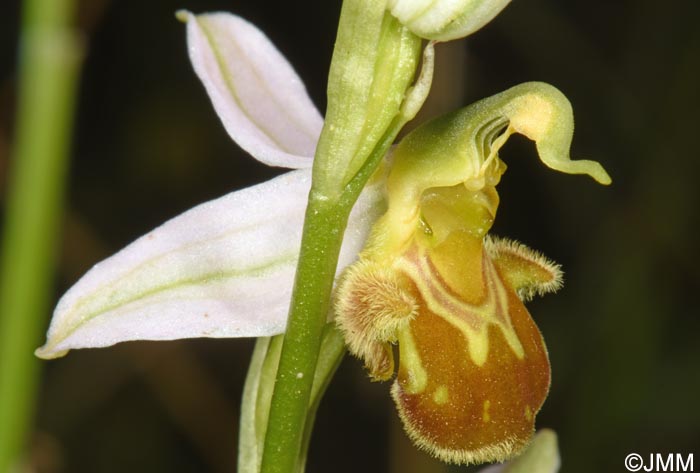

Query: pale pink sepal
(36, 171), (384, 359)
(183, 11), (323, 169)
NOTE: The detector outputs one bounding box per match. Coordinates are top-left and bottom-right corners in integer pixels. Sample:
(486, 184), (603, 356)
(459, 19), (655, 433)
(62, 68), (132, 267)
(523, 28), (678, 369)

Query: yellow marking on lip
(396, 243), (526, 367)
(397, 326), (428, 394)
(482, 400), (491, 423)
(524, 405), (533, 422)
(433, 385), (449, 405)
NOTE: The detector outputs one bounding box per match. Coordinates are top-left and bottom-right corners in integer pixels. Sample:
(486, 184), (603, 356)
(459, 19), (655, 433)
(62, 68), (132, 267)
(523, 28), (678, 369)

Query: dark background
(1, 0), (698, 472)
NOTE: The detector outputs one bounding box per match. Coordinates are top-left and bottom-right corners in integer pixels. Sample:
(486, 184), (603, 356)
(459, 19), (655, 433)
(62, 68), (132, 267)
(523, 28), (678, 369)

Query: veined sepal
(36, 169), (386, 360)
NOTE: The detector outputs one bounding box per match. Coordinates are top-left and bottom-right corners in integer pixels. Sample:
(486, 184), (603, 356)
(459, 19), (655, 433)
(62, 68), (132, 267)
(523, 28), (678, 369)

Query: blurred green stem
(0, 0), (82, 469)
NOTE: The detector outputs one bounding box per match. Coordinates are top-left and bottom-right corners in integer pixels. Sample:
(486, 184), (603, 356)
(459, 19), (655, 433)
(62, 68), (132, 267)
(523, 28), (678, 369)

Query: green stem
(0, 0), (82, 470)
(259, 194), (349, 473)
(240, 327), (346, 473)
(295, 325), (346, 472)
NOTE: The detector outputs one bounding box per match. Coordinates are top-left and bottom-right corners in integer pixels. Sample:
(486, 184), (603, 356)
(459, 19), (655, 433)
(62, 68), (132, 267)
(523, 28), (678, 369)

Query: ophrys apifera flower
(335, 82), (610, 464)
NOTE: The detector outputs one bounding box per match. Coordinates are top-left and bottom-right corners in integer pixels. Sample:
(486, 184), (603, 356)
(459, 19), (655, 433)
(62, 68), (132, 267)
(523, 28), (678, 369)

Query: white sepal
(182, 11), (323, 169)
(36, 170), (385, 359)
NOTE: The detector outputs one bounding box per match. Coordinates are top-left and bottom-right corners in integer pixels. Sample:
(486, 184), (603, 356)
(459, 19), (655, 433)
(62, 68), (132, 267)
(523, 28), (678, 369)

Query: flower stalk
(260, 196), (354, 473)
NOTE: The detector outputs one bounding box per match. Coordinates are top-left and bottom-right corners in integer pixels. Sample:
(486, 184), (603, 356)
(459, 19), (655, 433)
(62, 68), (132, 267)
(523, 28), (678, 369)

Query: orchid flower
(35, 5), (611, 470)
(334, 82), (610, 464)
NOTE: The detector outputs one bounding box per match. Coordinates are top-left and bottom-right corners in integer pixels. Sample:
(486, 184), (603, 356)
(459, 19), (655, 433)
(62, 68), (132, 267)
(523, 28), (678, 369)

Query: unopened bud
(387, 0), (512, 41)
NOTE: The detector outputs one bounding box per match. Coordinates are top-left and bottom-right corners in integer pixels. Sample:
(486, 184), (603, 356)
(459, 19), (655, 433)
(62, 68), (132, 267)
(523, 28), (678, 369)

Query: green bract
(313, 0), (422, 200)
